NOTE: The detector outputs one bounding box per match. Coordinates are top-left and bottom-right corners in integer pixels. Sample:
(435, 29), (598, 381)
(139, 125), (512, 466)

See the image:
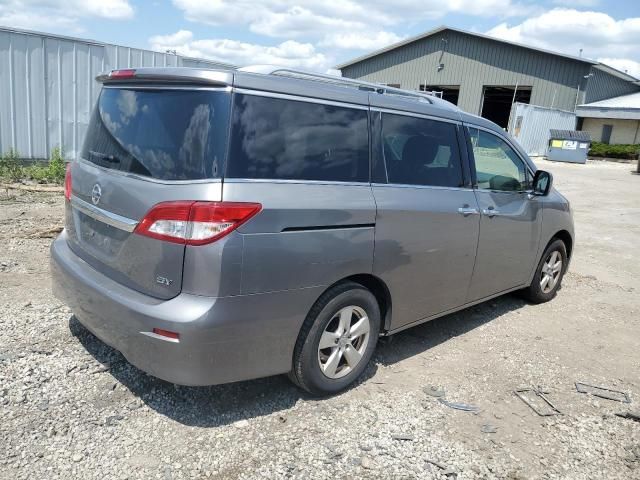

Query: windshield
(81, 88), (230, 180)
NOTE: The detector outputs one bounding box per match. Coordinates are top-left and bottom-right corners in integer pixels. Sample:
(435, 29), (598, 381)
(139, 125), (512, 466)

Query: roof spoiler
(96, 68), (233, 86)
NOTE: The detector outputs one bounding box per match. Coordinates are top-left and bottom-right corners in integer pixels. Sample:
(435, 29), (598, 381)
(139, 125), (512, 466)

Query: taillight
(109, 69), (136, 79)
(134, 201), (262, 246)
(64, 162), (72, 201)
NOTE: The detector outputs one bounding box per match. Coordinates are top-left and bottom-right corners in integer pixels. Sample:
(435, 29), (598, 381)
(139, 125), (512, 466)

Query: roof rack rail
(239, 65), (435, 103)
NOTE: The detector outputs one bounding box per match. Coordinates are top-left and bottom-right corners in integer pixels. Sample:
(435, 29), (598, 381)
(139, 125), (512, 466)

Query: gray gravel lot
(1, 159), (639, 479)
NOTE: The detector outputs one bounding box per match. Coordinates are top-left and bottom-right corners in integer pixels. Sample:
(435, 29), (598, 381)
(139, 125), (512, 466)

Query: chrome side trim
(370, 107), (461, 125)
(71, 195), (138, 232)
(224, 178), (371, 187)
(371, 182), (472, 192)
(233, 88), (369, 110)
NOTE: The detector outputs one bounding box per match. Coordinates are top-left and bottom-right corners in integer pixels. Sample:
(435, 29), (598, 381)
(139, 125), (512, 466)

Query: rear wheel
(289, 282), (380, 396)
(521, 239), (567, 303)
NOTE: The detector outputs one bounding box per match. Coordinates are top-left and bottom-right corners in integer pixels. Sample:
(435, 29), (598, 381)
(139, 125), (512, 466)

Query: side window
(468, 127), (529, 192)
(381, 113), (463, 188)
(227, 94), (369, 182)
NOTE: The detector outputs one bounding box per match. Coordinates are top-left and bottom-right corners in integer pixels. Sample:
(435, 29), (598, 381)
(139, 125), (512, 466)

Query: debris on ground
(438, 398), (480, 413)
(27, 226), (63, 238)
(481, 424), (498, 434)
(615, 411), (640, 422)
(424, 385), (446, 398)
(576, 382), (631, 403)
(426, 458), (458, 478)
(391, 433), (415, 441)
(514, 387), (563, 416)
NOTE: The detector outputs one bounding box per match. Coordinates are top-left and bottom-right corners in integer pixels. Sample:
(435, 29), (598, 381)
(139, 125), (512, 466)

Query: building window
(419, 85), (460, 105)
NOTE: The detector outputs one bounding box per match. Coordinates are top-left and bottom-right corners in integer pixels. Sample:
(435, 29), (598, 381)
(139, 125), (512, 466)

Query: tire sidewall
(298, 287), (380, 395)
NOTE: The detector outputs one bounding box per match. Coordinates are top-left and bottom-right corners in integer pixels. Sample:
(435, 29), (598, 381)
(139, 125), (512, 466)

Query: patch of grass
(588, 142), (640, 160)
(1, 147), (67, 184)
(0, 149), (23, 182)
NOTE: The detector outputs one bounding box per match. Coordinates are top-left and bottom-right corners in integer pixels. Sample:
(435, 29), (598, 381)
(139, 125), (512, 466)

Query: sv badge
(156, 275), (174, 286)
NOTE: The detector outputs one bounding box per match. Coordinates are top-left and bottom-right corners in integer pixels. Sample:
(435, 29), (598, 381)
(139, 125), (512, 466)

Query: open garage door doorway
(419, 85), (460, 105)
(481, 86), (532, 129)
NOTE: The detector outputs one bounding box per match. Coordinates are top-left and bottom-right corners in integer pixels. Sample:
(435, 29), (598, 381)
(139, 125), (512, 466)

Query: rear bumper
(51, 230), (321, 386)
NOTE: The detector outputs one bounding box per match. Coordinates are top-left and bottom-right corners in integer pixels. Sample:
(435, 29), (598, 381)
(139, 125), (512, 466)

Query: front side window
(227, 94), (369, 182)
(381, 113), (463, 188)
(468, 127), (529, 192)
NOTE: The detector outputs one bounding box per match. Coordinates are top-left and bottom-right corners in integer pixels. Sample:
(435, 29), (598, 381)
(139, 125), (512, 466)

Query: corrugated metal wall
(508, 103), (576, 156)
(584, 66), (640, 104)
(0, 27), (234, 161)
(340, 30), (634, 116)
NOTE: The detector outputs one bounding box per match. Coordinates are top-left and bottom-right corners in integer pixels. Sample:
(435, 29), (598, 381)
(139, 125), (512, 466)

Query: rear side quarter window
(227, 94), (369, 182)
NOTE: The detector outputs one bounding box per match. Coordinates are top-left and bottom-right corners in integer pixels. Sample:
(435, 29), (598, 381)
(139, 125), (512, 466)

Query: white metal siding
(508, 103), (577, 156)
(0, 28), (233, 161)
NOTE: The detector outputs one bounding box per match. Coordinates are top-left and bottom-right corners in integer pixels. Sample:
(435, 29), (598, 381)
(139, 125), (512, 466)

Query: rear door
(221, 91), (376, 295)
(65, 85), (231, 299)
(465, 126), (543, 301)
(371, 109), (480, 330)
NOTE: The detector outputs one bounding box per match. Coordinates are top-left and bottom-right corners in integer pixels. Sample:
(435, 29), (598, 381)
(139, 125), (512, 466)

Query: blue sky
(1, 0), (640, 76)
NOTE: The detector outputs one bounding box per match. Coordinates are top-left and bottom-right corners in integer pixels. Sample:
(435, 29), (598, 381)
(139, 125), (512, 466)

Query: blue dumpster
(547, 130), (591, 164)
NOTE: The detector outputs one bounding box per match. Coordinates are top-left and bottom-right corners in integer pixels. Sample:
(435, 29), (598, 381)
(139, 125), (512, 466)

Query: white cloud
(172, 0), (523, 42)
(319, 31), (404, 51)
(0, 0), (134, 32)
(551, 0), (599, 6)
(598, 58), (640, 79)
(163, 0), (535, 72)
(150, 30), (329, 70)
(487, 8), (640, 79)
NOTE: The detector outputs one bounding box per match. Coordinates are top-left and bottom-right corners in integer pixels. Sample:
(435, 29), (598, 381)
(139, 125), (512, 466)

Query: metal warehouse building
(0, 27), (234, 161)
(337, 26), (640, 130)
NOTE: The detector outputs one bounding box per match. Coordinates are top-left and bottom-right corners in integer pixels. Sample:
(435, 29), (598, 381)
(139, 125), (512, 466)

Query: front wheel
(521, 239), (567, 303)
(289, 282), (381, 396)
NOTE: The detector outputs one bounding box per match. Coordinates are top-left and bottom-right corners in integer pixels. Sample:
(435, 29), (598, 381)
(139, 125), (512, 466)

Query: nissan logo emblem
(91, 184), (102, 205)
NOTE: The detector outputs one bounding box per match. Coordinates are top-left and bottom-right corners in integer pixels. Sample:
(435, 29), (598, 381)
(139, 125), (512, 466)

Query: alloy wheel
(540, 250), (563, 293)
(317, 305), (370, 379)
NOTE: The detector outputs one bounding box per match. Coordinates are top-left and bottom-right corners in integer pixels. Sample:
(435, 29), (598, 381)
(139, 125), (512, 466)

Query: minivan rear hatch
(65, 85), (231, 299)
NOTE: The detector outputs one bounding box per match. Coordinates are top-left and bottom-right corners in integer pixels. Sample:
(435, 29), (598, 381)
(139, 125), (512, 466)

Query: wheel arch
(551, 229), (573, 261)
(303, 274), (393, 336)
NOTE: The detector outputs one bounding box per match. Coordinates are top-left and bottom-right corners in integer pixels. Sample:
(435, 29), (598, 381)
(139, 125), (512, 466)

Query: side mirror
(532, 170), (553, 196)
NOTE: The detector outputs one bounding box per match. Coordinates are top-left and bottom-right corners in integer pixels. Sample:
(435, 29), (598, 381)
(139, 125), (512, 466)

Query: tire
(289, 281), (381, 396)
(521, 239), (567, 304)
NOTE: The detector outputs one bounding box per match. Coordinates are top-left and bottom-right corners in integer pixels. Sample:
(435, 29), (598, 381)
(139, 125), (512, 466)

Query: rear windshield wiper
(89, 150), (121, 164)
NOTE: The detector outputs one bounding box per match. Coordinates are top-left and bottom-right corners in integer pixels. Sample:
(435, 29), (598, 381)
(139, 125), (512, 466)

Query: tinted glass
(227, 94), (369, 182)
(468, 127), (529, 191)
(381, 113), (463, 187)
(81, 88), (230, 180)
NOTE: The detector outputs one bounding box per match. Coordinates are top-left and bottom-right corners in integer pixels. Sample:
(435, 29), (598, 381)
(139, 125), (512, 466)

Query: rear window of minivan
(227, 93), (369, 182)
(81, 88), (230, 180)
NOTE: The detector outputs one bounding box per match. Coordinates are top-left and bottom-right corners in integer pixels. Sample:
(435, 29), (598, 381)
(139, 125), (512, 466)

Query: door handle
(457, 206), (479, 216)
(482, 207), (500, 217)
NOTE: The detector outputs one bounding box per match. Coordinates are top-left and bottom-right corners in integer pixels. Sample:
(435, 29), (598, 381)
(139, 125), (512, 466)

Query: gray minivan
(51, 66), (574, 395)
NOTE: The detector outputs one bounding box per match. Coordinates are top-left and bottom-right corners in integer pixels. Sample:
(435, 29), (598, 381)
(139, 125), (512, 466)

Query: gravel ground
(1, 160), (639, 479)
